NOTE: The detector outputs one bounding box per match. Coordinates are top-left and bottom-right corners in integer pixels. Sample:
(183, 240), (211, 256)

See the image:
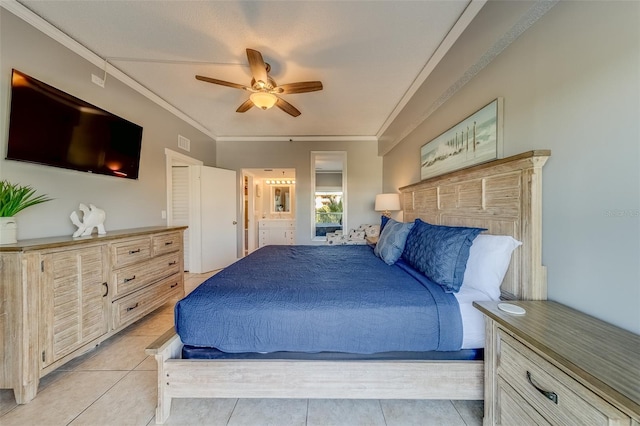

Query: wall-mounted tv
(6, 69), (143, 179)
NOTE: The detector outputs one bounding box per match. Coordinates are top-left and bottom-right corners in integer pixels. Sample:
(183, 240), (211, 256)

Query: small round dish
(498, 303), (526, 315)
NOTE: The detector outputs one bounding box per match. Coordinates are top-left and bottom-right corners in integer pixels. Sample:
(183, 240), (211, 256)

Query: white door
(189, 166), (238, 272)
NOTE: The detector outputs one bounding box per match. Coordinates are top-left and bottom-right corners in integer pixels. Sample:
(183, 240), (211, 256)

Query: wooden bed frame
(146, 150), (550, 423)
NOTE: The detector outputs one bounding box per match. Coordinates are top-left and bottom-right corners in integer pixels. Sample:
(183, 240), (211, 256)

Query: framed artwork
(420, 98), (503, 180)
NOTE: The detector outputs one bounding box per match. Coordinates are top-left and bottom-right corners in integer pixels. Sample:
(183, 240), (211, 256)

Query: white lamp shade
(250, 92), (277, 110)
(375, 193), (401, 212)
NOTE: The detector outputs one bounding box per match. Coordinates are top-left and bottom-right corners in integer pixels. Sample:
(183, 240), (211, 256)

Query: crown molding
(216, 135), (378, 143)
(378, 0), (558, 157)
(375, 0), (487, 139)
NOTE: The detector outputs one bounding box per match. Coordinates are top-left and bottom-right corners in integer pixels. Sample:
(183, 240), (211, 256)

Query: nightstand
(474, 301), (640, 425)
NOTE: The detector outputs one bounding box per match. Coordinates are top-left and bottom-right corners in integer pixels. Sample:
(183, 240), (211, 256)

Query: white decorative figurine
(70, 203), (106, 237)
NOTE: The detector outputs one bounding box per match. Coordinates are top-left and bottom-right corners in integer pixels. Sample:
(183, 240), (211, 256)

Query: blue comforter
(175, 245), (462, 354)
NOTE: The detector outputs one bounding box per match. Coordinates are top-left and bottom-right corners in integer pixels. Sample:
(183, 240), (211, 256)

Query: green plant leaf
(0, 180), (52, 217)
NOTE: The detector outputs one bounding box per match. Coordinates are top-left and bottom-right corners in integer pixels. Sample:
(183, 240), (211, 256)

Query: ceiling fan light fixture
(196, 48), (322, 117)
(250, 92), (277, 110)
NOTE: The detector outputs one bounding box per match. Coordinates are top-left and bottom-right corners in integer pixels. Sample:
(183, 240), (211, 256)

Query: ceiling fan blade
(277, 81), (323, 94)
(236, 99), (254, 113)
(196, 75), (247, 90)
(275, 98), (301, 117)
(246, 48), (269, 87)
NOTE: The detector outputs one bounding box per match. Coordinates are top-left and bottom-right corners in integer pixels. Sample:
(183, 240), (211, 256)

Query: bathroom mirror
(271, 185), (291, 213)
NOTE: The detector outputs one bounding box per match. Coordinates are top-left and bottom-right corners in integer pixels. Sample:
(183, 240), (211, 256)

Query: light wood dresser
(474, 301), (639, 425)
(0, 226), (186, 404)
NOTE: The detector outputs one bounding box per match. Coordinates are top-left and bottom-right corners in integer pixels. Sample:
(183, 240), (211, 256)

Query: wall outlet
(91, 74), (105, 88)
(161, 210), (167, 219)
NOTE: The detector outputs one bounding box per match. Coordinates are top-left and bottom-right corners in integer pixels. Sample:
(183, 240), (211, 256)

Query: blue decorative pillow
(380, 215), (390, 232)
(401, 219), (485, 293)
(374, 219), (415, 265)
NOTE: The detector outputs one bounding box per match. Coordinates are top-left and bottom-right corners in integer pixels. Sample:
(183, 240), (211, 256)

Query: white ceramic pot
(0, 217), (18, 244)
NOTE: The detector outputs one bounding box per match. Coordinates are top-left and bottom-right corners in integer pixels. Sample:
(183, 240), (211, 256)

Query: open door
(188, 166), (238, 272)
(242, 172), (257, 256)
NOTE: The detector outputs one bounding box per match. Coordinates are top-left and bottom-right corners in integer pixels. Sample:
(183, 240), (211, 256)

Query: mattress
(175, 245), (488, 355)
(454, 285), (489, 349)
(182, 345), (483, 361)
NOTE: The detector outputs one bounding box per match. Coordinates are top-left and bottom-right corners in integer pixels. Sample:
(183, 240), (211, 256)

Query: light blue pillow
(374, 219), (414, 265)
(401, 219), (485, 293)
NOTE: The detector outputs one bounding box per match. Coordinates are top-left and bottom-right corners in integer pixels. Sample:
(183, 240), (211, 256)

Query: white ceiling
(13, 0), (481, 141)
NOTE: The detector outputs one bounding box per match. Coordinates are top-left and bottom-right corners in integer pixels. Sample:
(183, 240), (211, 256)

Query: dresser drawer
(498, 377), (552, 425)
(111, 237), (151, 268)
(111, 252), (181, 299)
(111, 273), (183, 329)
(152, 232), (181, 256)
(259, 230), (268, 245)
(497, 329), (630, 425)
(259, 220), (295, 229)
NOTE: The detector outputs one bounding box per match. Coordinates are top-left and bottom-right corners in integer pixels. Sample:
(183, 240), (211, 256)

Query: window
(311, 151), (346, 240)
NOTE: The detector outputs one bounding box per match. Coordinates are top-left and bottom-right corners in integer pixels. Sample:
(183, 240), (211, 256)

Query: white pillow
(461, 234), (522, 300)
(348, 229), (366, 240)
(358, 224), (380, 237)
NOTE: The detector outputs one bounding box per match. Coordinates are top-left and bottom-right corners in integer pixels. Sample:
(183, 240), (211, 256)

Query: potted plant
(0, 180), (52, 244)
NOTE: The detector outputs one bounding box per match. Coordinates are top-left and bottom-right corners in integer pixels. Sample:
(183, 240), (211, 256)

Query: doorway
(165, 149), (238, 272)
(241, 168), (296, 256)
(165, 149), (202, 270)
(242, 172), (256, 257)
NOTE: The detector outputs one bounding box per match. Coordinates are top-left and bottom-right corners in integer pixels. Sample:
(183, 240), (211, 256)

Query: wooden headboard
(399, 150), (550, 301)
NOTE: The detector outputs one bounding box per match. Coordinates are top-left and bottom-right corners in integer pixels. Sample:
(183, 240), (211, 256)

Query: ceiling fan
(196, 48), (323, 117)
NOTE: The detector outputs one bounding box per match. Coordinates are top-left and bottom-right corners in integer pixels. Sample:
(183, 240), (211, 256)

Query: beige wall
(382, 1), (640, 333)
(0, 9), (216, 239)
(217, 139), (383, 245)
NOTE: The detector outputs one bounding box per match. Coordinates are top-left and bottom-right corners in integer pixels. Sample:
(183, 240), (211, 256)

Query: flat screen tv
(6, 69), (143, 179)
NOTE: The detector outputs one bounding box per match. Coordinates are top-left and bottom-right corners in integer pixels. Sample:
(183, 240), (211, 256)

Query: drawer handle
(170, 283), (179, 289)
(164, 241), (173, 246)
(102, 282), (109, 297)
(527, 371), (558, 404)
(168, 261), (177, 266)
(126, 303), (139, 312)
(123, 275), (136, 283)
(129, 249), (141, 254)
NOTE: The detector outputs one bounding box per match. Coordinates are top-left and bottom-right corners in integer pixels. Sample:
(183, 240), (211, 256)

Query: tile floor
(0, 272), (483, 426)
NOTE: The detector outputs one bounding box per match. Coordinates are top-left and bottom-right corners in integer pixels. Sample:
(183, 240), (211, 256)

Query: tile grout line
(305, 399), (309, 426)
(64, 369), (137, 426)
(66, 309), (171, 425)
(451, 400), (464, 425)
(225, 398), (240, 425)
(378, 399), (388, 426)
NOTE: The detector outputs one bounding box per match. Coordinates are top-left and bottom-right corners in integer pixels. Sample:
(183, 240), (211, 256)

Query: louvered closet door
(172, 166), (190, 270)
(40, 246), (108, 367)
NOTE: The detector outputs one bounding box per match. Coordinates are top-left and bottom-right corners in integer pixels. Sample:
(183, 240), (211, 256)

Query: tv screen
(6, 69), (143, 179)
